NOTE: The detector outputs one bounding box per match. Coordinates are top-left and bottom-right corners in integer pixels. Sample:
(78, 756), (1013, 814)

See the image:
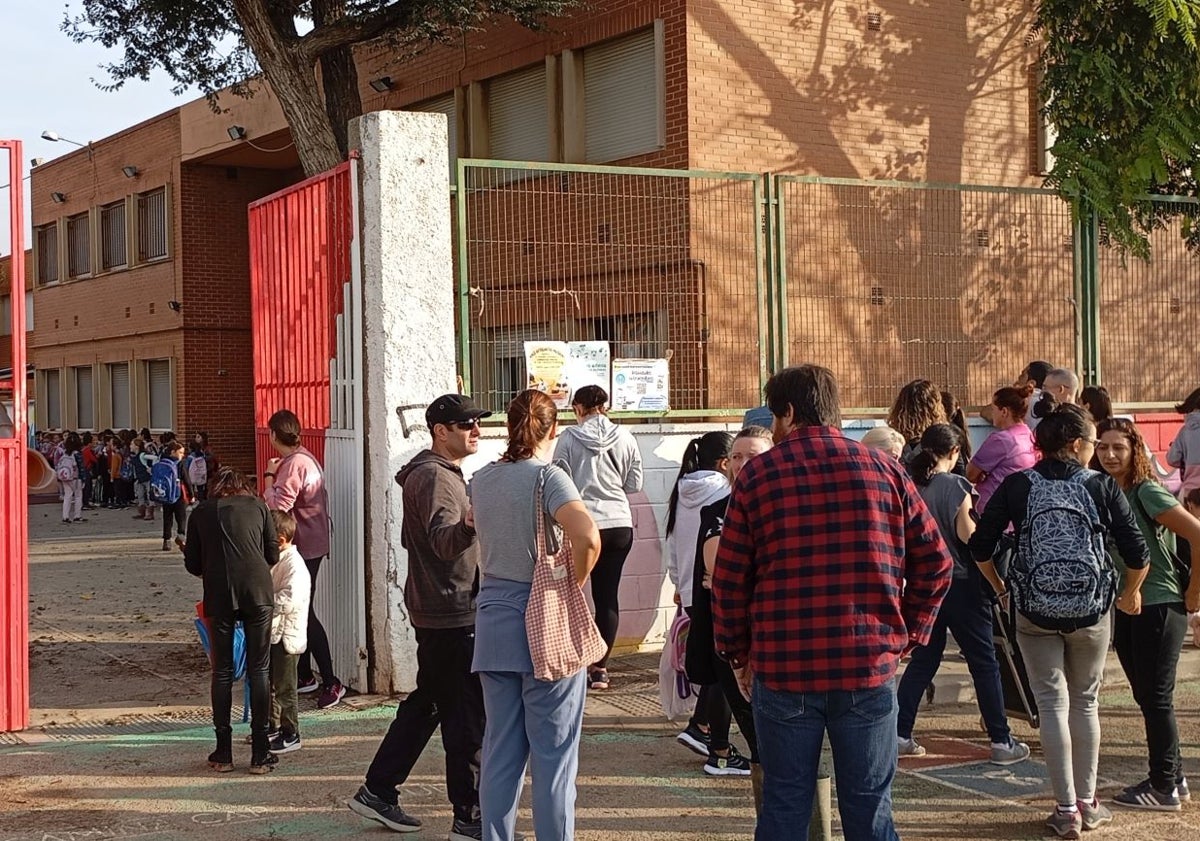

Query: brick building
(27, 0), (1047, 465)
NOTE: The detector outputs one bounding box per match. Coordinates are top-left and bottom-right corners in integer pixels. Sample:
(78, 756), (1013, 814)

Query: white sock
(1057, 804), (1078, 814)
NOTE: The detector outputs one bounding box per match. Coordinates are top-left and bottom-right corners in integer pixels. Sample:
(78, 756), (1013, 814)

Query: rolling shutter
(110, 363), (131, 428)
(584, 29), (660, 163)
(148, 359), (172, 430)
(45, 370), (61, 429)
(75, 366), (94, 430)
(489, 65), (549, 161)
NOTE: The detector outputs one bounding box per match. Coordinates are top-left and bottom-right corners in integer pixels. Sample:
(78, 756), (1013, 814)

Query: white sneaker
(989, 739), (1031, 766)
(897, 736), (926, 757)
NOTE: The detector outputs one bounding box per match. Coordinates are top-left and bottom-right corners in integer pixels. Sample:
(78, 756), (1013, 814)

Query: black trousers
(162, 498), (189, 541)
(1114, 602), (1188, 791)
(590, 527), (634, 669)
(210, 604), (273, 740)
(297, 555), (339, 687)
(365, 626), (484, 821)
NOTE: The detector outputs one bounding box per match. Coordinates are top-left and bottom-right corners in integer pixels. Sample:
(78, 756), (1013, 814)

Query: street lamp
(40, 130), (86, 148)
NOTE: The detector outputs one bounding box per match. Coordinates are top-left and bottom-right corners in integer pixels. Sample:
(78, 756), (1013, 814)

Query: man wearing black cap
(350, 394), (492, 840)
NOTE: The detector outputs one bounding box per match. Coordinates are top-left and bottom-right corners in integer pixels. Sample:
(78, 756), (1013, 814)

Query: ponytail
(906, 423), (963, 487)
(666, 431), (733, 536)
(500, 390), (558, 463)
(1032, 398), (1093, 461)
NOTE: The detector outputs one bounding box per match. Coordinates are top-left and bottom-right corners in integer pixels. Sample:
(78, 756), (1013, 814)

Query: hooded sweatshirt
(553, 414), (643, 528)
(395, 449), (480, 629)
(667, 470), (730, 608)
(1168, 411), (1200, 495)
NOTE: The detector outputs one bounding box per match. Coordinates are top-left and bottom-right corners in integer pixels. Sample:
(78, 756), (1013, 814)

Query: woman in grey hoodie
(1168, 387), (1200, 498)
(554, 385), (643, 690)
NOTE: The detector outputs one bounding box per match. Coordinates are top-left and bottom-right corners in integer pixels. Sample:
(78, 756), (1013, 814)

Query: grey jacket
(1168, 411), (1200, 493)
(553, 414), (643, 529)
(395, 449), (479, 629)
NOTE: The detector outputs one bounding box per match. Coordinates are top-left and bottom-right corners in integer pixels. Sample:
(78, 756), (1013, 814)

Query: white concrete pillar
(354, 110), (455, 693)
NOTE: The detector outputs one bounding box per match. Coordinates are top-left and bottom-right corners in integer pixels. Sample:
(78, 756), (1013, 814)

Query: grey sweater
(553, 414), (643, 529)
(396, 450), (479, 629)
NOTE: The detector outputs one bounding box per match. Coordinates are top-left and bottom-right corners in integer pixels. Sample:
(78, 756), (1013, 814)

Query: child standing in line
(268, 509), (311, 755)
(1168, 387), (1200, 498)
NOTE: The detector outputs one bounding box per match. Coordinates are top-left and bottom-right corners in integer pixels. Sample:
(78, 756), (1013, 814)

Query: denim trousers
(896, 577), (1012, 745)
(753, 676), (899, 841)
(1113, 602), (1187, 791)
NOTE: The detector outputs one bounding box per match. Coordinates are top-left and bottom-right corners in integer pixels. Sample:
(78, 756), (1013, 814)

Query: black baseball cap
(425, 394), (492, 428)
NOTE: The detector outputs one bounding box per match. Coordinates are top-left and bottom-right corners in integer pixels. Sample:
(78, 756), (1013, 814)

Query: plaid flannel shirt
(711, 426), (952, 693)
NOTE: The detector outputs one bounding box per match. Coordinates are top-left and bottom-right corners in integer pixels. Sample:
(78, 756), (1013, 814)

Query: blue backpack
(150, 458), (181, 504)
(1011, 469), (1115, 631)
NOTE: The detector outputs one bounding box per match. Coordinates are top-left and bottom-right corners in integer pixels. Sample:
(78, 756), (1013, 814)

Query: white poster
(611, 358), (670, 411)
(523, 341), (571, 408)
(566, 341), (611, 397)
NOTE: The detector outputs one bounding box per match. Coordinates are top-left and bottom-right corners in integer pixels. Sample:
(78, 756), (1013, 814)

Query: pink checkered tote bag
(525, 466), (607, 681)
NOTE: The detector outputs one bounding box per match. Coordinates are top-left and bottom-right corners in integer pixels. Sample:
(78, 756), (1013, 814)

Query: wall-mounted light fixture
(227, 125), (246, 141)
(167, 300), (182, 313)
(121, 165), (140, 178)
(369, 76), (395, 92)
(30, 157), (45, 168)
(50, 191), (67, 203)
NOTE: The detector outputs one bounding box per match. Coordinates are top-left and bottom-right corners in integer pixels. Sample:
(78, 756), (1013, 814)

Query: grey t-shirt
(469, 458), (582, 583)
(917, 472), (976, 579)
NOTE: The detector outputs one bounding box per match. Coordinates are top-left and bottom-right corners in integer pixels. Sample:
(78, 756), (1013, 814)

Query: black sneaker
(347, 785), (422, 833)
(245, 728), (279, 745)
(1113, 779), (1181, 811)
(268, 731), (301, 754)
(676, 723), (711, 757)
(703, 747), (753, 776)
(449, 818), (483, 841)
(248, 751), (278, 775)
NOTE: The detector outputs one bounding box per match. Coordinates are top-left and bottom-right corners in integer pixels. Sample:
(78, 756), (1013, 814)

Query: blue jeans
(753, 677), (899, 841)
(896, 577), (1011, 745)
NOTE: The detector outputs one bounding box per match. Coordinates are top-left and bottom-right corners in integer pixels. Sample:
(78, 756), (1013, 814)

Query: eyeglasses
(451, 419), (480, 431)
(1081, 437), (1099, 446)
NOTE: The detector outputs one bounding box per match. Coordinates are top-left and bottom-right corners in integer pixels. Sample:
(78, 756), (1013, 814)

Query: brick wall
(178, 163), (303, 472)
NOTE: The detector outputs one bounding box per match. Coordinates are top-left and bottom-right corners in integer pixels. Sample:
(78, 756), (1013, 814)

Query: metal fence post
(762, 174), (789, 373)
(455, 161), (472, 395)
(1074, 200), (1101, 386)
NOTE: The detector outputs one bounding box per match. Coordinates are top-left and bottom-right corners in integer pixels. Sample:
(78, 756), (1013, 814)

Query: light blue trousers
(478, 669), (587, 841)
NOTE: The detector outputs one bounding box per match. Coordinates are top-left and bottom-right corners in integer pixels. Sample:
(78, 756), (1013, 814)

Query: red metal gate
(248, 162), (352, 472)
(1, 140), (29, 732)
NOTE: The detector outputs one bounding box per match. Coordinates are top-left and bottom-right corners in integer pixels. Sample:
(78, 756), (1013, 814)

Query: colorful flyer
(610, 358), (670, 411)
(523, 341), (571, 408)
(566, 341), (611, 396)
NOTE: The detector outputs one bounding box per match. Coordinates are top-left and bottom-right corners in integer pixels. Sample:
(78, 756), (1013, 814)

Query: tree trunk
(231, 0), (343, 176)
(312, 0), (362, 163)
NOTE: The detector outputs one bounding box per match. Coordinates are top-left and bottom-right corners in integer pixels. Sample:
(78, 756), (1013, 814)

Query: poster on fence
(611, 358), (670, 411)
(566, 341), (611, 397)
(524, 341), (571, 408)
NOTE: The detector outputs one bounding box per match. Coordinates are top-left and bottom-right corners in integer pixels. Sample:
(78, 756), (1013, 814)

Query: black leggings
(211, 604), (273, 738)
(162, 498), (189, 541)
(590, 527), (634, 669)
(297, 555), (340, 687)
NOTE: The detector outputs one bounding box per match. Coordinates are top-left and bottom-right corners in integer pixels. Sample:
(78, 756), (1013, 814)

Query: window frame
(136, 187), (170, 263)
(34, 222), (59, 286)
(100, 199), (129, 272)
(65, 211), (92, 280)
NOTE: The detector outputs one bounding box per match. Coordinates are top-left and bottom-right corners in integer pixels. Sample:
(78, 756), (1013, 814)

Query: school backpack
(149, 459), (181, 504)
(1011, 469), (1115, 631)
(187, 453), (208, 487)
(55, 454), (78, 483)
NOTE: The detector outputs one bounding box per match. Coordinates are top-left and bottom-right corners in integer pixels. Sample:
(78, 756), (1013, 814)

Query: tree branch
(299, 0), (424, 61)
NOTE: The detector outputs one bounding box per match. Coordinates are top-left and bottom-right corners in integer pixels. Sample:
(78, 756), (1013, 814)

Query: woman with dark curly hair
(1097, 417), (1200, 811)
(887, 379), (947, 459)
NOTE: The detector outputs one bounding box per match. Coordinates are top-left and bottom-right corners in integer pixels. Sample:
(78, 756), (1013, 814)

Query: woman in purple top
(967, 385), (1037, 510)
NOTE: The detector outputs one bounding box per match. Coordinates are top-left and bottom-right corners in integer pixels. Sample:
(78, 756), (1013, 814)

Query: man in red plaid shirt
(712, 365), (953, 841)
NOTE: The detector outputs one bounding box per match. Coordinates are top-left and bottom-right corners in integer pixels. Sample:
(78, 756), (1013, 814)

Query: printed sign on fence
(524, 341), (571, 409)
(566, 341), (611, 396)
(611, 358), (670, 411)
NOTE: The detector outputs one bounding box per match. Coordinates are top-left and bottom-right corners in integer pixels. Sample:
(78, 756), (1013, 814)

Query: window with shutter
(75, 366), (94, 430)
(147, 359), (172, 430)
(584, 28), (662, 163)
(36, 223), (58, 285)
(109, 363), (131, 428)
(66, 213), (90, 279)
(0, 296), (8, 337)
(489, 65), (549, 161)
(412, 93), (458, 179)
(25, 292), (33, 331)
(45, 369), (61, 429)
(138, 188), (168, 261)
(101, 201), (128, 271)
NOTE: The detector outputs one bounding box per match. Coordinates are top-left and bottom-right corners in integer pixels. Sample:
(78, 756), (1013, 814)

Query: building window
(146, 358), (172, 430)
(100, 200), (128, 271)
(0, 295), (7, 336)
(75, 366), (94, 430)
(35, 223), (58, 285)
(412, 93), (458, 179)
(109, 362), (131, 429)
(44, 369), (61, 429)
(583, 28), (663, 163)
(138, 188), (168, 262)
(489, 65), (549, 161)
(66, 213), (91, 279)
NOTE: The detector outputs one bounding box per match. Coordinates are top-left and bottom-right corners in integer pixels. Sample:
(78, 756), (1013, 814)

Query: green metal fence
(454, 160), (1200, 415)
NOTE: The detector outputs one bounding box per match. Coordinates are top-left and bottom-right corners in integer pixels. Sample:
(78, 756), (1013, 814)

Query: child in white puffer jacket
(268, 509), (311, 755)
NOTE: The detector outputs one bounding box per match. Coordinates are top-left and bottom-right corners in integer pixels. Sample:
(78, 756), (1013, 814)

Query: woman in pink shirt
(967, 385), (1037, 511)
(262, 409), (343, 709)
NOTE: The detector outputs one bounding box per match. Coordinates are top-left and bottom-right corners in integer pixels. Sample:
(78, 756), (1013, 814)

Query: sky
(0, 2), (197, 256)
